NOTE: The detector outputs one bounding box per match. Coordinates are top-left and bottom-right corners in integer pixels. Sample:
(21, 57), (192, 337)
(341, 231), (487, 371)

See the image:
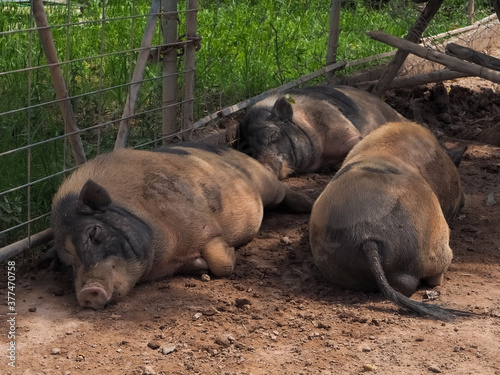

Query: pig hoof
(191, 257), (209, 270)
(78, 284), (109, 310)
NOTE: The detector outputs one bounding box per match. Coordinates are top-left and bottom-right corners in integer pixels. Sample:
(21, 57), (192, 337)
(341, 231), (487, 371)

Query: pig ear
(445, 144), (468, 167)
(37, 246), (58, 269)
(77, 180), (112, 214)
(272, 96), (293, 122)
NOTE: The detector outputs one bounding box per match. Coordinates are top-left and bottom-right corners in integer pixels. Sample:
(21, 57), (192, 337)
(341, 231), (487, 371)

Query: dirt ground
(2, 76), (500, 374)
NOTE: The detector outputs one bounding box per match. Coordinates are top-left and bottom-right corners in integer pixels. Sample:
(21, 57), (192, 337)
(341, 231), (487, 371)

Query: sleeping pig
(43, 143), (313, 309)
(309, 121), (471, 321)
(238, 85), (405, 178)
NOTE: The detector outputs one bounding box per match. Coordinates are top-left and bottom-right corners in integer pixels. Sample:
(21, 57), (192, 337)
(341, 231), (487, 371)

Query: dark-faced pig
(238, 85), (405, 178)
(47, 143), (312, 309)
(309, 121), (471, 321)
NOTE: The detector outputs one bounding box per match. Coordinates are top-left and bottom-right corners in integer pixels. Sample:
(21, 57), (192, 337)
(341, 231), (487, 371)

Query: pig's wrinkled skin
(238, 85), (406, 178)
(45, 143), (313, 310)
(309, 121), (472, 321)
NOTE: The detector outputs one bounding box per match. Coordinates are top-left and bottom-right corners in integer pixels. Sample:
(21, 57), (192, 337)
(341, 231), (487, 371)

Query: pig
(44, 143), (313, 310)
(309, 121), (472, 321)
(238, 85), (406, 179)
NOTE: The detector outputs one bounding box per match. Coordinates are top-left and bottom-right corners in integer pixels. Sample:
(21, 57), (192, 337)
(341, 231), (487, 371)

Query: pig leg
(177, 257), (209, 275)
(201, 236), (236, 277)
(422, 272), (445, 287)
(387, 272), (420, 297)
(283, 187), (314, 213)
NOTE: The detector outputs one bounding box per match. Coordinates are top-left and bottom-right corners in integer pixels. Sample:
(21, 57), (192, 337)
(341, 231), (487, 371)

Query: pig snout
(78, 283), (110, 310)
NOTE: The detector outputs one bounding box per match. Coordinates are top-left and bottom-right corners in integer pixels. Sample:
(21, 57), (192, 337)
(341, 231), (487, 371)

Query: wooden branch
(491, 0), (500, 23)
(182, 0), (198, 140)
(0, 228), (53, 262)
(355, 68), (470, 91)
(114, 0), (161, 150)
(325, 0), (341, 80)
(32, 0), (86, 165)
(161, 0), (179, 144)
(468, 0), (475, 24)
(446, 43), (500, 71)
(422, 14), (497, 44)
(367, 30), (500, 84)
(371, 0), (444, 97)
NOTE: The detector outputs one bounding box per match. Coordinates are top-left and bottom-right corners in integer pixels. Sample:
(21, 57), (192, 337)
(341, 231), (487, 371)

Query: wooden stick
(491, 0), (500, 23)
(325, 0), (341, 80)
(422, 14), (497, 44)
(182, 0), (198, 140)
(161, 0), (179, 144)
(114, 0), (161, 150)
(32, 0), (86, 165)
(367, 30), (500, 84)
(468, 0), (475, 24)
(355, 68), (470, 91)
(371, 0), (444, 97)
(446, 43), (500, 71)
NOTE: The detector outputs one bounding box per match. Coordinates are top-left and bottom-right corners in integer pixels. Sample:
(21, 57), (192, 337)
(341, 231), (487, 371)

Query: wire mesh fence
(0, 0), (499, 256)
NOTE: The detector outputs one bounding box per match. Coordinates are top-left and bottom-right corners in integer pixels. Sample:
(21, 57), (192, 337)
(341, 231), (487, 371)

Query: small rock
(363, 364), (377, 372)
(428, 365), (442, 373)
(235, 298), (251, 309)
(28, 307), (37, 312)
(147, 341), (160, 350)
(159, 345), (177, 355)
(51, 348), (61, 355)
(202, 307), (217, 316)
(361, 346), (371, 352)
(75, 354), (85, 362)
(317, 322), (331, 330)
(423, 290), (440, 300)
(280, 236), (293, 246)
(201, 274), (211, 282)
(49, 287), (64, 296)
(215, 334), (234, 347)
(325, 340), (337, 348)
(138, 365), (156, 375)
(192, 312), (203, 321)
(116, 348), (122, 353)
(486, 192), (496, 206)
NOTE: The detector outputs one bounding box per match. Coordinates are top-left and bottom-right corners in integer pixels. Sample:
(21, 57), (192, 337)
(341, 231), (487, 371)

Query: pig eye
(86, 225), (103, 245)
(268, 129), (279, 143)
(260, 128), (280, 144)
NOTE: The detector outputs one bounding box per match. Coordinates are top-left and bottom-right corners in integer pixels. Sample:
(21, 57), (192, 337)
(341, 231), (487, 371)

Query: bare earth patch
(2, 74), (500, 374)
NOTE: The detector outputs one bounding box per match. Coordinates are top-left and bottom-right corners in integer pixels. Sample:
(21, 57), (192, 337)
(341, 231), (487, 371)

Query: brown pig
(45, 143), (312, 309)
(238, 85), (406, 178)
(309, 121), (471, 321)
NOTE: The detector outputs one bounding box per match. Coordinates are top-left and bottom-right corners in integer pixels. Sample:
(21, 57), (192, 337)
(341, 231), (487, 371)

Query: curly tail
(363, 241), (474, 321)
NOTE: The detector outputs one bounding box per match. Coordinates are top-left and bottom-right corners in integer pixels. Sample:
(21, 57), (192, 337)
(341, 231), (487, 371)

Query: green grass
(0, 0), (494, 247)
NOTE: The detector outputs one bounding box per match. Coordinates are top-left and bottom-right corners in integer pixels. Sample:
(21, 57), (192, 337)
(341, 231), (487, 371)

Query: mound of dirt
(386, 82), (500, 147)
